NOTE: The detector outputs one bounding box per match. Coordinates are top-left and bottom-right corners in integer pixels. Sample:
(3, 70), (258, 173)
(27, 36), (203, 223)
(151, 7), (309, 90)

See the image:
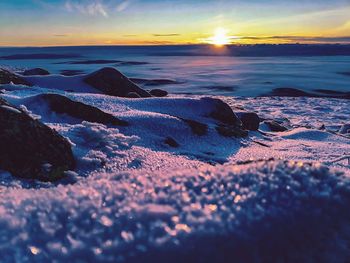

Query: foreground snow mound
(0, 160), (349, 262)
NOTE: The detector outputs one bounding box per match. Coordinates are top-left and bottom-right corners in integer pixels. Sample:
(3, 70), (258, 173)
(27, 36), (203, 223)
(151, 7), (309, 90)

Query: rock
(0, 98), (75, 181)
(84, 67), (151, 98)
(201, 97), (242, 126)
(215, 125), (248, 138)
(237, 112), (260, 131)
(267, 87), (350, 100)
(319, 124), (326, 130)
(0, 68), (32, 86)
(180, 118), (208, 136)
(268, 88), (311, 97)
(264, 120), (288, 132)
(150, 89), (168, 97)
(22, 68), (50, 76)
(33, 94), (128, 126)
(164, 137), (179, 148)
(130, 78), (181, 86)
(216, 125), (248, 138)
(126, 92), (141, 98)
(60, 70), (85, 76)
(339, 124), (350, 134)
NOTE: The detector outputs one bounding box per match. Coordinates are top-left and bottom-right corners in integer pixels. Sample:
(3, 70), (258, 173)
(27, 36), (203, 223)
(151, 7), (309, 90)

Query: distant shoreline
(1, 44), (350, 57)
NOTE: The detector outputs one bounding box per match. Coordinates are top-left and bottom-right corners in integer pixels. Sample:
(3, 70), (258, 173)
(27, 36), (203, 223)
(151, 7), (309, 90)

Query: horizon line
(1, 43), (350, 48)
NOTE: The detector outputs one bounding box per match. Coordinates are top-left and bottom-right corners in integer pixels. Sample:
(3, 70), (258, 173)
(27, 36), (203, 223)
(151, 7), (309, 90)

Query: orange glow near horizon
(206, 28), (233, 46)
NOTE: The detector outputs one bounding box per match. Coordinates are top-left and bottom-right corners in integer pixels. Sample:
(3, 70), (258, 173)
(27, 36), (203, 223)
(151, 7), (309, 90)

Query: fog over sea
(1, 44), (349, 97)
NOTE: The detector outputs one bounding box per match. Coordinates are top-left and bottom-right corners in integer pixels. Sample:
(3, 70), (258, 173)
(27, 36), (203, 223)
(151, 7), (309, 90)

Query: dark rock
(0, 68), (32, 86)
(237, 112), (260, 131)
(130, 78), (181, 86)
(180, 118), (208, 136)
(150, 89), (168, 97)
(84, 67), (151, 98)
(338, 71), (350, 77)
(216, 125), (248, 138)
(269, 88), (311, 97)
(118, 61), (149, 66)
(68, 60), (122, 65)
(264, 120), (288, 132)
(22, 68), (50, 76)
(34, 94), (128, 126)
(0, 98), (75, 181)
(60, 70), (85, 76)
(267, 87), (350, 100)
(313, 89), (350, 99)
(164, 137), (179, 148)
(319, 124), (326, 130)
(339, 124), (350, 134)
(201, 97), (242, 126)
(126, 92), (141, 98)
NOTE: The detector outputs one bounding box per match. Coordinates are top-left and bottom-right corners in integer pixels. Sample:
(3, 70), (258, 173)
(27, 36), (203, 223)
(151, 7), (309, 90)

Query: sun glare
(210, 28), (231, 46)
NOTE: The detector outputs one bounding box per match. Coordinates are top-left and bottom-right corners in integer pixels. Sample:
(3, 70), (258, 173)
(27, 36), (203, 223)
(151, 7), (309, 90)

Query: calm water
(0, 45), (349, 96)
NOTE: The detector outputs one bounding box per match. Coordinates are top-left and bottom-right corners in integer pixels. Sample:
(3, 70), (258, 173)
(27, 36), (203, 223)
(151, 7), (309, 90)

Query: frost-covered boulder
(0, 98), (75, 180)
(0, 68), (32, 86)
(27, 94), (128, 126)
(22, 68), (50, 76)
(84, 67), (151, 98)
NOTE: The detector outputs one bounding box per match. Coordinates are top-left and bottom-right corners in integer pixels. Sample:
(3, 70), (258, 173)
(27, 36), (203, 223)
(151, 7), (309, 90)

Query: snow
(0, 160), (349, 262)
(0, 69), (350, 261)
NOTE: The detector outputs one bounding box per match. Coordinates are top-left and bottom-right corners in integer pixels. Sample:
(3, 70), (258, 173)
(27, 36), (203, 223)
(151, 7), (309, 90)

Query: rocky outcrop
(22, 68), (50, 76)
(200, 97), (247, 138)
(180, 118), (208, 136)
(150, 89), (168, 97)
(0, 97), (75, 181)
(264, 120), (288, 132)
(32, 94), (128, 126)
(164, 137), (179, 148)
(202, 97), (242, 126)
(0, 68), (32, 86)
(266, 87), (350, 100)
(130, 78), (181, 87)
(126, 92), (141, 98)
(237, 112), (260, 131)
(84, 67), (151, 98)
(216, 125), (248, 138)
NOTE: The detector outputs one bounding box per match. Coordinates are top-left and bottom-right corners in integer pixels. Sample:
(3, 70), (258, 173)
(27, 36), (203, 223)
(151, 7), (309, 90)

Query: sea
(0, 45), (349, 96)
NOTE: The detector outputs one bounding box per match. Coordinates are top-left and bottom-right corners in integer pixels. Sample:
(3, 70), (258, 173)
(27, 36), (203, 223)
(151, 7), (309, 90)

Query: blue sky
(1, 0), (350, 46)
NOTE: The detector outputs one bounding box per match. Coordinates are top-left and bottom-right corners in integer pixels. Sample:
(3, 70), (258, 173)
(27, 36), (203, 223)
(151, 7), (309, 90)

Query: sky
(0, 0), (350, 46)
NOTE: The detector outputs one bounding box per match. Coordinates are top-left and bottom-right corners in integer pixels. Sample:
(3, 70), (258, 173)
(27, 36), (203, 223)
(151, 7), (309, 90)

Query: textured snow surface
(1, 160), (350, 262)
(1, 81), (350, 262)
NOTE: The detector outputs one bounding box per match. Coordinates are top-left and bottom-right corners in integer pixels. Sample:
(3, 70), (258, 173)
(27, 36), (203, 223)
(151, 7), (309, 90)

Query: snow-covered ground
(0, 76), (349, 261)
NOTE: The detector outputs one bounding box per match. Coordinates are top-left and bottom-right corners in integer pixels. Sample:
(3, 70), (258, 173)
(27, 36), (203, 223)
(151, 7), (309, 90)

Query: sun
(210, 28), (231, 46)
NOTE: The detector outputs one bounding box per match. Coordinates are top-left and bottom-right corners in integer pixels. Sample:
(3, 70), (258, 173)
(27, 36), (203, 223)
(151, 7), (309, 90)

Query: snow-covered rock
(0, 97), (75, 180)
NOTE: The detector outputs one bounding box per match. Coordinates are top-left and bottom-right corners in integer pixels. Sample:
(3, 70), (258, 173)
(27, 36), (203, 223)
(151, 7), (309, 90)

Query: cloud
(53, 34), (69, 37)
(153, 34), (180, 37)
(116, 0), (130, 12)
(238, 36), (350, 43)
(65, 0), (108, 17)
